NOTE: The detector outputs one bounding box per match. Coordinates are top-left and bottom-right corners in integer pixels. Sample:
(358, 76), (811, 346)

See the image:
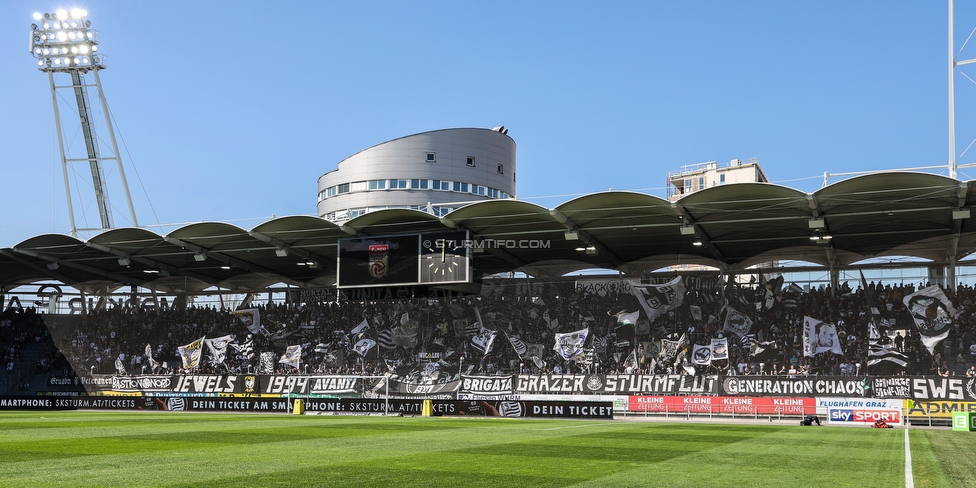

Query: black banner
(0, 396), (157, 411)
(302, 399), (613, 419)
(460, 375), (515, 395)
(515, 374), (717, 395)
(719, 376), (869, 397)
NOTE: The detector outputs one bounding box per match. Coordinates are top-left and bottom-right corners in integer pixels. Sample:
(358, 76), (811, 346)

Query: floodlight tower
(28, 9), (138, 237)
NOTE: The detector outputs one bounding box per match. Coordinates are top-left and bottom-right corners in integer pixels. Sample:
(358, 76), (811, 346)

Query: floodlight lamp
(564, 230), (579, 241)
(56, 10), (67, 19)
(193, 252), (207, 262)
(33, 12), (42, 20)
(275, 247), (289, 257)
(118, 257), (130, 266)
(693, 238), (703, 246)
(47, 262), (59, 270)
(585, 246), (598, 255)
(220, 265), (231, 270)
(808, 218), (825, 229)
(680, 224), (696, 235)
(953, 208), (970, 220)
(575, 246), (587, 252)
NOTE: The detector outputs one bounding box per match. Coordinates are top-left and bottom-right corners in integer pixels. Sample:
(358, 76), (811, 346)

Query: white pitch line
(905, 427), (914, 488)
(543, 422), (616, 431)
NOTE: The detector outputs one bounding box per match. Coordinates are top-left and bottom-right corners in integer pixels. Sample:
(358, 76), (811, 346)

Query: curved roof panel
(2, 171), (974, 290)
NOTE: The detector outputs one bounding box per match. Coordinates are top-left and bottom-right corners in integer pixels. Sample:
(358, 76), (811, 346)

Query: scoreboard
(337, 230), (470, 288)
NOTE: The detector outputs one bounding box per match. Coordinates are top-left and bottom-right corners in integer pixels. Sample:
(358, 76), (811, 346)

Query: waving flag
(115, 357), (128, 375)
(205, 335), (235, 366)
(233, 309), (263, 335)
(506, 333), (528, 358)
(710, 337), (729, 360)
(232, 334), (254, 359)
(903, 285), (955, 355)
(353, 338), (376, 357)
(868, 322), (908, 368)
(691, 344), (712, 365)
(279, 345), (302, 369)
(178, 337), (206, 369)
(145, 344), (159, 372)
(553, 328), (589, 361)
(631, 277), (685, 322)
(471, 327), (498, 356)
(723, 307), (753, 338)
(350, 318), (370, 336)
(802, 316), (843, 357)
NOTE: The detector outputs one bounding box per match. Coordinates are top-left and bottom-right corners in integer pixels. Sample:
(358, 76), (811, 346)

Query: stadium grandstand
(5, 9), (976, 427)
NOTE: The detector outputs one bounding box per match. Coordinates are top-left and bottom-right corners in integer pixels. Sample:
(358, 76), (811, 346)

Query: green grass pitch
(0, 411), (973, 487)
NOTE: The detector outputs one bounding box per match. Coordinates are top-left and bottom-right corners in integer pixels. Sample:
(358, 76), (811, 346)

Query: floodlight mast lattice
(29, 9), (138, 237)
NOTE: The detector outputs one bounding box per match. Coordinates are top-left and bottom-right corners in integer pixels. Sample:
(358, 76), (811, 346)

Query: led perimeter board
(337, 231), (469, 288)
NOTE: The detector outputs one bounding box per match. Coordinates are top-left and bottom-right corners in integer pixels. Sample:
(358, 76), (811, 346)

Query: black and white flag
(691, 344), (712, 365)
(205, 335), (235, 366)
(903, 285), (955, 355)
(232, 334), (255, 359)
(471, 327), (497, 356)
(353, 338), (376, 357)
(630, 277), (686, 323)
(868, 322), (908, 368)
(802, 316), (843, 357)
(553, 328), (589, 361)
(723, 307), (753, 338)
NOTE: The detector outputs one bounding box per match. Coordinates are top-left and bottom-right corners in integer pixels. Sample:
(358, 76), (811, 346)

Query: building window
(466, 156), (475, 167)
(720, 174), (726, 184)
(497, 164), (504, 174)
(426, 152), (436, 162)
(471, 184), (480, 194)
(369, 179), (386, 190)
(453, 182), (469, 192)
(698, 177), (704, 190)
(350, 208), (367, 218)
(390, 179), (408, 189)
(411, 179), (428, 189)
(337, 183), (349, 194)
(432, 180), (447, 190)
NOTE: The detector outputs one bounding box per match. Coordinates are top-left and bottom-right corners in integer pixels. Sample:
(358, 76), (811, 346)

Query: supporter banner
(81, 374), (115, 392)
(260, 375), (365, 395)
(48, 376), (81, 387)
(113, 375), (176, 393)
(904, 399), (976, 419)
(95, 374), (975, 400)
(720, 376), (868, 397)
(172, 375), (253, 394)
(515, 374), (717, 395)
(460, 375), (515, 395)
(628, 396), (815, 415)
(303, 398), (613, 419)
(872, 376), (976, 401)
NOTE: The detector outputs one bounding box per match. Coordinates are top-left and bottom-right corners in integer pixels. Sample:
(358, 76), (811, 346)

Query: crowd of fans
(6, 276), (976, 381)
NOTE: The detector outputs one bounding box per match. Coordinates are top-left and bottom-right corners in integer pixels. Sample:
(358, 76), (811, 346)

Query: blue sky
(0, 1), (973, 246)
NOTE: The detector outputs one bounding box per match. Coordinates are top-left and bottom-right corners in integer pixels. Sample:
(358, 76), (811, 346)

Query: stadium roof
(2, 171), (975, 294)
